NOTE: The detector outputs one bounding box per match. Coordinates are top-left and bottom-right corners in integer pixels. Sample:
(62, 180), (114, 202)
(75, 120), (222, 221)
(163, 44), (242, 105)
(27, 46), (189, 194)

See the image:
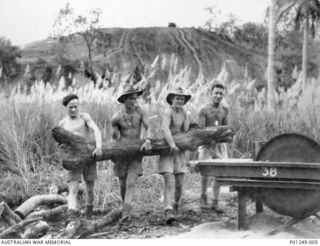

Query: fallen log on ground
(26, 204), (68, 220)
(0, 218), (40, 239)
(23, 221), (49, 239)
(52, 125), (234, 170)
(0, 202), (22, 226)
(46, 208), (122, 239)
(15, 195), (67, 219)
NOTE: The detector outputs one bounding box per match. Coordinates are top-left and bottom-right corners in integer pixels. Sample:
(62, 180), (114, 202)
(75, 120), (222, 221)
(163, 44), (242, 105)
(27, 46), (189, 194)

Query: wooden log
(52, 125), (234, 170)
(76, 208), (123, 239)
(26, 204), (68, 220)
(0, 202), (22, 226)
(15, 195), (67, 219)
(48, 208), (123, 239)
(23, 221), (49, 239)
(0, 218), (40, 239)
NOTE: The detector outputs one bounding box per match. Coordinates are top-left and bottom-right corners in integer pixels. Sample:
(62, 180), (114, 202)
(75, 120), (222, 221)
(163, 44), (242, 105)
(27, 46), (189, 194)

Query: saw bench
(190, 133), (320, 232)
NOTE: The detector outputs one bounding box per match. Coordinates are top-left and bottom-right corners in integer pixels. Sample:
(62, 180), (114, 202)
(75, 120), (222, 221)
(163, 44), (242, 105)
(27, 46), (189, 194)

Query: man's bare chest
(63, 119), (88, 136)
(119, 112), (142, 130)
(205, 108), (226, 125)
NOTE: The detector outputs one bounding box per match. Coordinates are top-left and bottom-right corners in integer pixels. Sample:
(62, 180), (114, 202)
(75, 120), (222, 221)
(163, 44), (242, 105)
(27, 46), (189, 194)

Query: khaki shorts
(113, 154), (143, 178)
(199, 144), (228, 183)
(67, 161), (97, 182)
(158, 151), (187, 174)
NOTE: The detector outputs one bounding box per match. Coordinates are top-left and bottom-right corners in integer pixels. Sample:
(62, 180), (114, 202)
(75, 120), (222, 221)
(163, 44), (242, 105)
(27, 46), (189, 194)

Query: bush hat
(117, 86), (144, 103)
(166, 87), (191, 105)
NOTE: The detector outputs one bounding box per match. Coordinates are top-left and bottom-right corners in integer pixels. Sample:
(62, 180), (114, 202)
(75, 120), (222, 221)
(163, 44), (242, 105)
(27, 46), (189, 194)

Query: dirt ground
(43, 187), (320, 239)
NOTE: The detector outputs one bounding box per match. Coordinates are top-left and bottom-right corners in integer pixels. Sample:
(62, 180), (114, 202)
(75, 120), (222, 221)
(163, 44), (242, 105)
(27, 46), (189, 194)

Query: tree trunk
(267, 0), (277, 111)
(302, 17), (308, 85)
(15, 195), (67, 219)
(52, 125), (234, 170)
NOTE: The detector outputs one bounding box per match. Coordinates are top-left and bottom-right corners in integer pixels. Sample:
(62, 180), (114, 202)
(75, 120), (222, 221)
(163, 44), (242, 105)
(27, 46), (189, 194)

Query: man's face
(124, 93), (138, 108)
(211, 87), (225, 105)
(171, 95), (185, 108)
(67, 99), (79, 118)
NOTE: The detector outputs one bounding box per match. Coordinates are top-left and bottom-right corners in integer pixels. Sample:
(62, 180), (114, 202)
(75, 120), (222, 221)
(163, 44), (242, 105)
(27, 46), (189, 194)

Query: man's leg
(163, 172), (176, 224)
(120, 172), (139, 221)
(119, 177), (127, 202)
(124, 171), (139, 205)
(201, 176), (209, 208)
(174, 173), (184, 213)
(67, 180), (80, 222)
(199, 147), (210, 209)
(85, 180), (95, 219)
(212, 179), (223, 214)
(68, 181), (79, 211)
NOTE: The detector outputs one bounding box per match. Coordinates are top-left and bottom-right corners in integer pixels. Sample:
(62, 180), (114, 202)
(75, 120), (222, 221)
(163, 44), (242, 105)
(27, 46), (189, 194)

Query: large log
(45, 208), (123, 239)
(52, 125), (234, 170)
(15, 195), (67, 219)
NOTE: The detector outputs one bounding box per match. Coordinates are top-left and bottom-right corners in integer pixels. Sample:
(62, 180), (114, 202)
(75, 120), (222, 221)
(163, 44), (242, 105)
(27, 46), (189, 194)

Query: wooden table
(190, 159), (320, 230)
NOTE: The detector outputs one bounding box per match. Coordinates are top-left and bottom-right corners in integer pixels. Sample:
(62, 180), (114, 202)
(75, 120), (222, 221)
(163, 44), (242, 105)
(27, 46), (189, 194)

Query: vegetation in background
(1, 54), (320, 209)
(0, 37), (21, 83)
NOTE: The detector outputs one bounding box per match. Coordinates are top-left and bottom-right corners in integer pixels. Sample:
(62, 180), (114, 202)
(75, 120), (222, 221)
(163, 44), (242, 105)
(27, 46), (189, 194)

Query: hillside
(20, 27), (267, 86)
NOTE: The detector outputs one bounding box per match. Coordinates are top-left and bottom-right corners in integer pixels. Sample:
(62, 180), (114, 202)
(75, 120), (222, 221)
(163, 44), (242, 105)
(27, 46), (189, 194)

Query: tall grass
(1, 55), (320, 209)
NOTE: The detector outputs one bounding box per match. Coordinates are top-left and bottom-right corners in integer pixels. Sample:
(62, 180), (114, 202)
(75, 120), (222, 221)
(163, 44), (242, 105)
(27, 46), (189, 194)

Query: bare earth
(44, 187), (320, 239)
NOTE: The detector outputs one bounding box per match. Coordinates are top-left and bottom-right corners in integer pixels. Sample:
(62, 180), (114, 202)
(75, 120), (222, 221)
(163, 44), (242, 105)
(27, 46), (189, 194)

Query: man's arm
(197, 107), (206, 128)
(81, 113), (102, 156)
(138, 106), (152, 139)
(138, 106), (152, 152)
(162, 108), (179, 152)
(58, 118), (65, 127)
(182, 108), (190, 132)
(111, 114), (120, 141)
(222, 106), (230, 126)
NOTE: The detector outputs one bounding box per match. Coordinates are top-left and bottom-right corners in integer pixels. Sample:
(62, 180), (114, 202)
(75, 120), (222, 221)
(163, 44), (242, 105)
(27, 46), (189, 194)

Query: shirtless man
(58, 94), (102, 221)
(111, 87), (152, 218)
(198, 83), (229, 213)
(159, 87), (191, 224)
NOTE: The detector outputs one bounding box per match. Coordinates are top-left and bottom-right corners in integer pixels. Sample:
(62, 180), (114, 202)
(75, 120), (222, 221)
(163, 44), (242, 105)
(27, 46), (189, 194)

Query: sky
(0, 0), (270, 47)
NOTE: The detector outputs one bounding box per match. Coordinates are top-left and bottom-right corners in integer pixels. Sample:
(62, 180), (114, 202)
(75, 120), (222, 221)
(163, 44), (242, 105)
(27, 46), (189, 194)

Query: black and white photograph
(1, 0), (320, 242)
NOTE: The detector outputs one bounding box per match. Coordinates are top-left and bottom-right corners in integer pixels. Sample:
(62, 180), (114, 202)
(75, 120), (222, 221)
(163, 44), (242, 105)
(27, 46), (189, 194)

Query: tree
(278, 0), (320, 85)
(52, 3), (111, 80)
(233, 22), (269, 50)
(294, 0), (320, 84)
(267, 0), (278, 110)
(0, 37), (21, 82)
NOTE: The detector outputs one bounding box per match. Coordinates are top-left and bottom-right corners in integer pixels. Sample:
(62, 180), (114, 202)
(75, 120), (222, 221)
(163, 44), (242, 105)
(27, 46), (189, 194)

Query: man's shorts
(113, 154), (143, 178)
(158, 151), (187, 174)
(198, 143), (228, 183)
(67, 160), (97, 182)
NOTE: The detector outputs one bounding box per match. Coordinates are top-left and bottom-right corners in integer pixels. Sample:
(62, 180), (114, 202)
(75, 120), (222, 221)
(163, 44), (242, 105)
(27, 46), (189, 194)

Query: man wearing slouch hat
(58, 93), (102, 222)
(158, 87), (191, 224)
(111, 86), (152, 221)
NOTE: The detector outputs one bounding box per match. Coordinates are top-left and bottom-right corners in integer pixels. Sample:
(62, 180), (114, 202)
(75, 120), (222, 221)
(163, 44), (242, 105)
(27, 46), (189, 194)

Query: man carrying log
(58, 94), (102, 221)
(159, 87), (191, 224)
(111, 86), (152, 219)
(198, 83), (229, 213)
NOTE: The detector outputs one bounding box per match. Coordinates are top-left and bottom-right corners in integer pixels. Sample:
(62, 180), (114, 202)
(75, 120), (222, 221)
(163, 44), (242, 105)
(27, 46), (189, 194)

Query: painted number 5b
(262, 167), (277, 177)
